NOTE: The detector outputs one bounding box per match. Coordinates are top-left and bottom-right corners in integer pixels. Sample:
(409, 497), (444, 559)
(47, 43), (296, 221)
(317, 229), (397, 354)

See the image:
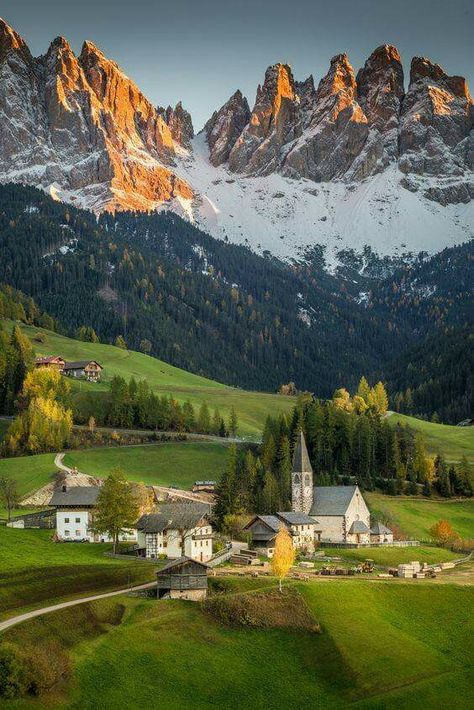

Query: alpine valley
(0, 18), (473, 421)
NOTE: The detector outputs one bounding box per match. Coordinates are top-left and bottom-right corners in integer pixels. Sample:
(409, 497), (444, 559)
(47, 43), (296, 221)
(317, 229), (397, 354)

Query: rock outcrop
(228, 63), (300, 175)
(204, 90), (250, 166)
(161, 101), (194, 149)
(399, 56), (473, 179)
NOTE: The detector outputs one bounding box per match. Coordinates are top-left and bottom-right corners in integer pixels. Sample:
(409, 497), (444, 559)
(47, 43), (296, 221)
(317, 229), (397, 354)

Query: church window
(304, 474), (311, 487)
(293, 474), (300, 484)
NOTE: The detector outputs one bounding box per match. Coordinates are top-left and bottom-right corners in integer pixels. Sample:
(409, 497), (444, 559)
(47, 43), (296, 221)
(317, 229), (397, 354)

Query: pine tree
(228, 406), (238, 437)
(197, 402), (211, 434)
(275, 435), (292, 508)
(356, 376), (371, 404)
(213, 444), (239, 526)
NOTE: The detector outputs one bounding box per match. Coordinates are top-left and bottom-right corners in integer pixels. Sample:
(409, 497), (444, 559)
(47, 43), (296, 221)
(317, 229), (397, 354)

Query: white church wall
(315, 515), (345, 542)
(345, 489), (371, 531)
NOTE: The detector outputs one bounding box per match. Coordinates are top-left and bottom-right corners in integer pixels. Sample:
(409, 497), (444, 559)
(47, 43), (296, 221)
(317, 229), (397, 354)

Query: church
(291, 431), (386, 545)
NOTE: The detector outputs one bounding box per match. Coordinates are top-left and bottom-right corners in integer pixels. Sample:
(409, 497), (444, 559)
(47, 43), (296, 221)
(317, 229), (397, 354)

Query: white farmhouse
(136, 503), (213, 562)
(50, 485), (136, 543)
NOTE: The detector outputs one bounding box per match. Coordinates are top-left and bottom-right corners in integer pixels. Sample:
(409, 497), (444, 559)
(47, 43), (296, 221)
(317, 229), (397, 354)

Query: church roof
(370, 522), (393, 535)
(292, 431), (313, 473)
(309, 485), (358, 516)
(348, 520), (370, 534)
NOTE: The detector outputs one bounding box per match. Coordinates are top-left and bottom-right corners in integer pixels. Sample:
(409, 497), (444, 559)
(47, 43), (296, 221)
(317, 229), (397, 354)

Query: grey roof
(293, 431), (313, 474)
(50, 486), (100, 507)
(243, 515), (286, 534)
(309, 485), (358, 517)
(157, 556), (209, 574)
(276, 511), (318, 526)
(370, 522), (393, 535)
(348, 520), (370, 534)
(63, 360), (102, 370)
(137, 503), (210, 533)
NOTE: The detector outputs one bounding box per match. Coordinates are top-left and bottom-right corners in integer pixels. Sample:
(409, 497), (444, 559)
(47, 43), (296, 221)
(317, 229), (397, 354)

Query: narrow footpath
(0, 582), (156, 634)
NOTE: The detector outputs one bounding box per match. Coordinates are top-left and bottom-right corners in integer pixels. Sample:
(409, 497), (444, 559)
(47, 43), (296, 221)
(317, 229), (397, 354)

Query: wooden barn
(156, 557), (209, 601)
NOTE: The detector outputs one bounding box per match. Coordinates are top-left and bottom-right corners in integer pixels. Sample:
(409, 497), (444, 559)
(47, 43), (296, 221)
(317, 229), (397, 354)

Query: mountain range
(0, 18), (473, 262)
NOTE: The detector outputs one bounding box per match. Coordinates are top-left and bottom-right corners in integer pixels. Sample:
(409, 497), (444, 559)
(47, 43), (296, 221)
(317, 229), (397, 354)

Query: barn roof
(309, 486), (358, 516)
(292, 431), (313, 473)
(50, 486), (100, 506)
(157, 556), (209, 574)
(348, 520), (370, 534)
(137, 503), (210, 533)
(370, 522), (393, 535)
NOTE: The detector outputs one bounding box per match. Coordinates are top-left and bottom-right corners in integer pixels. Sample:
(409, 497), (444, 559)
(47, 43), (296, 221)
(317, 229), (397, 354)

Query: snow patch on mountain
(172, 133), (473, 265)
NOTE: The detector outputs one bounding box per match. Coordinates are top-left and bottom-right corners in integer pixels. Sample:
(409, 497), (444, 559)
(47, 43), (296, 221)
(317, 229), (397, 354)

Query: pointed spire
(292, 431), (312, 473)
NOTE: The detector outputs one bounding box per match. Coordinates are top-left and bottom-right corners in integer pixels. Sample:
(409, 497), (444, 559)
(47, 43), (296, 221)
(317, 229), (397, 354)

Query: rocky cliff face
(204, 90), (250, 166)
(206, 45), (472, 204)
(0, 17), (472, 221)
(0, 18), (193, 211)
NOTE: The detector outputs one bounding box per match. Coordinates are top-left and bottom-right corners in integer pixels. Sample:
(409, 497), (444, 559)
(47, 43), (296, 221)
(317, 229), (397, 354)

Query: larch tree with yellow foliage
(271, 526), (295, 592)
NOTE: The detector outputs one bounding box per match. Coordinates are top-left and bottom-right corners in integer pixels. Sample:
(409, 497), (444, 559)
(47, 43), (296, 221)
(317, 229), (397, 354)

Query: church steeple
(291, 431), (313, 515)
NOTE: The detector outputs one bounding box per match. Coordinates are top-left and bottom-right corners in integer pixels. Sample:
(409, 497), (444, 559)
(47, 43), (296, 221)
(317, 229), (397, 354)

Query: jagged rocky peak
(162, 102), (194, 148)
(315, 53), (357, 101)
(295, 75), (316, 129)
(283, 53), (369, 182)
(356, 45), (404, 131)
(204, 89), (251, 166)
(228, 63), (300, 174)
(399, 55), (473, 188)
(0, 17), (32, 63)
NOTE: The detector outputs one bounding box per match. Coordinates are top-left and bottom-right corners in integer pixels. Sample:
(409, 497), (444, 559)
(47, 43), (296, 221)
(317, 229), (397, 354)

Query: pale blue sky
(3, 0), (473, 130)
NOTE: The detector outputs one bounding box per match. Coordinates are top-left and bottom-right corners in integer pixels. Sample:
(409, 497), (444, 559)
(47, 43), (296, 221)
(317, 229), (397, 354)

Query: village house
(62, 360), (103, 382)
(136, 503), (213, 562)
(34, 356), (65, 371)
(50, 485), (136, 543)
(243, 511), (320, 557)
(156, 557), (209, 601)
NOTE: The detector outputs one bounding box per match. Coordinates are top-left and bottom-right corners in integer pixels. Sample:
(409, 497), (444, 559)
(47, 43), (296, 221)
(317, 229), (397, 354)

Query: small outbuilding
(370, 522), (394, 543)
(156, 556), (208, 601)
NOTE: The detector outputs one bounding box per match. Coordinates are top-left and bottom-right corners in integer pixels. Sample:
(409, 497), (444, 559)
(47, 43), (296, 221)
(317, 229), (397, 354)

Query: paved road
(0, 582), (156, 634)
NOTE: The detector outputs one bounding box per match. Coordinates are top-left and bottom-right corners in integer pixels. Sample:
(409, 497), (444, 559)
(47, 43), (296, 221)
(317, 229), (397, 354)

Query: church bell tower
(291, 431), (313, 515)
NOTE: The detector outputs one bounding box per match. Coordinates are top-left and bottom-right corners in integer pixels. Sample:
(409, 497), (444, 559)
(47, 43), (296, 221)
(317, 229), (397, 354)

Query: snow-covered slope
(173, 133), (473, 263)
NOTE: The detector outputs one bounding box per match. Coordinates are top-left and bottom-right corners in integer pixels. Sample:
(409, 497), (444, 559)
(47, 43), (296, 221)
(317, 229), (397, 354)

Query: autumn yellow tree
(271, 526), (295, 592)
(332, 388), (353, 412)
(429, 520), (459, 546)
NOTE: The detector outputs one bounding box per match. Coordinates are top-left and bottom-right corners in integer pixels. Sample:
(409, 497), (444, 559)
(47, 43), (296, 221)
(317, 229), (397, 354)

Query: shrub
(26, 641), (71, 695)
(33, 331), (46, 343)
(0, 643), (29, 699)
(429, 520), (459, 546)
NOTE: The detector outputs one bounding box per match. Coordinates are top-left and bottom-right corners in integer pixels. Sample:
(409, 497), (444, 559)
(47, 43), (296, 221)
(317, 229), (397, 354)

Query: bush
(0, 641), (71, 699)
(0, 643), (29, 699)
(33, 331), (46, 343)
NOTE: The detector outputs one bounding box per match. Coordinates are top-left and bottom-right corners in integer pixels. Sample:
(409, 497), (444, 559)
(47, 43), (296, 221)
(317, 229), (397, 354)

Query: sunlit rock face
(228, 64), (300, 175)
(0, 17), (473, 211)
(0, 19), (193, 211)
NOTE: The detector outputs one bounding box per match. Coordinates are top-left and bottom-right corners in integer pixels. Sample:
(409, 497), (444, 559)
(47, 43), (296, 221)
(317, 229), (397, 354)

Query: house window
(75, 517), (81, 523)
(64, 530), (70, 536)
(75, 530), (81, 537)
(64, 517), (70, 523)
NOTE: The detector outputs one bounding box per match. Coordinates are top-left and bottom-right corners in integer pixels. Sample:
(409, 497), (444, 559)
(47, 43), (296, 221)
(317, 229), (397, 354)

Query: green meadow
(64, 441), (231, 489)
(388, 413), (474, 465)
(366, 491), (474, 541)
(0, 527), (157, 621)
(330, 545), (460, 567)
(7, 321), (294, 438)
(0, 579), (472, 709)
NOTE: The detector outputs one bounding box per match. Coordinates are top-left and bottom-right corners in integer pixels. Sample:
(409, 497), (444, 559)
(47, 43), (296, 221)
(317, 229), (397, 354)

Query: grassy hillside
(0, 527), (157, 620)
(6, 321), (294, 438)
(1, 580), (472, 708)
(388, 413), (474, 464)
(64, 441), (230, 489)
(367, 492), (474, 541)
(330, 545), (459, 566)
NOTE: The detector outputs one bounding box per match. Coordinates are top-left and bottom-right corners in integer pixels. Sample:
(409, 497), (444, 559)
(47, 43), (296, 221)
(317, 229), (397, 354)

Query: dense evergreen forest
(0, 183), (471, 421)
(386, 325), (474, 424)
